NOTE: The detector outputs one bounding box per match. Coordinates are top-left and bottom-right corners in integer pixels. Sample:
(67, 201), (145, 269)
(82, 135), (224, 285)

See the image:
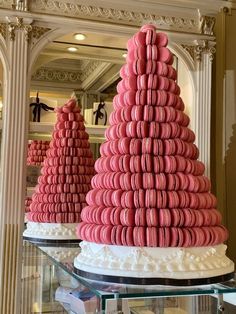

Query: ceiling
(31, 31), (128, 98)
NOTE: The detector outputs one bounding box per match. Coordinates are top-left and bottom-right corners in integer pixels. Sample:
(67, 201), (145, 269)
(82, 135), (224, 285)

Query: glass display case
(21, 241), (236, 314)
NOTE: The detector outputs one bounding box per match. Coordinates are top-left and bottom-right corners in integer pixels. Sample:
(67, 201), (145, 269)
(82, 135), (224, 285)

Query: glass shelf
(29, 122), (107, 136)
(22, 241), (236, 313)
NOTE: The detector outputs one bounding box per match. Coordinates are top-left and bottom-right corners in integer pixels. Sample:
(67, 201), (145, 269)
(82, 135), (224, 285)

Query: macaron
(120, 208), (135, 226)
(135, 208), (146, 226)
(146, 227), (158, 246)
(158, 47), (173, 64)
(133, 226), (146, 246)
(156, 32), (168, 47)
(159, 209), (171, 226)
(146, 208), (158, 226)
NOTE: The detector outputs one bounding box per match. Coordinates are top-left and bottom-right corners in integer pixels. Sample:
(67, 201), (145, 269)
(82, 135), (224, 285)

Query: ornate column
(193, 40), (216, 177)
(181, 40), (215, 178)
(0, 16), (31, 314)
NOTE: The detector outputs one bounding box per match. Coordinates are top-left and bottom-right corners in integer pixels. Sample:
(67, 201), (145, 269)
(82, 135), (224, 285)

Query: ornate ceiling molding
(32, 67), (82, 83)
(80, 60), (103, 82)
(29, 1), (198, 33)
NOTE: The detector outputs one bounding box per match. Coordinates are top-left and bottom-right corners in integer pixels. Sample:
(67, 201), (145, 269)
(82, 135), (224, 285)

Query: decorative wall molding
(4, 17), (51, 47)
(80, 60), (103, 82)
(31, 25), (50, 40)
(200, 15), (216, 35)
(32, 59), (106, 86)
(181, 42), (216, 62)
(181, 45), (195, 61)
(30, 25), (51, 46)
(0, 22), (7, 39)
(29, 1), (199, 33)
(0, 0), (12, 9)
(12, 0), (28, 11)
(7, 17), (32, 41)
(32, 67), (82, 83)
(195, 40), (216, 62)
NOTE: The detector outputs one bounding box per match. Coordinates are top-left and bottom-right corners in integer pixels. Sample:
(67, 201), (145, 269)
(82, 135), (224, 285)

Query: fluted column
(0, 17), (31, 314)
(192, 40), (216, 178)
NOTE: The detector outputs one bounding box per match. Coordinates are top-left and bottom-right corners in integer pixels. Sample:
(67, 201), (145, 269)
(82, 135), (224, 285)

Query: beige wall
(214, 8), (236, 263)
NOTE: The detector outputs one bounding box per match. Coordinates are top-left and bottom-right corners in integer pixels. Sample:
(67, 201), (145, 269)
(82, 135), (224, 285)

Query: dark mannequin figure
(93, 101), (107, 126)
(30, 92), (54, 122)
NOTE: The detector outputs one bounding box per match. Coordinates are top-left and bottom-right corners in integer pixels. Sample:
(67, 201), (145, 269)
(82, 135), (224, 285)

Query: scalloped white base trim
(39, 246), (79, 262)
(74, 242), (234, 279)
(23, 222), (78, 240)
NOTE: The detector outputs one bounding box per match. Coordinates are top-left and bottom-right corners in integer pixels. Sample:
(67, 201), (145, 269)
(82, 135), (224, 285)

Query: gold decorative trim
(0, 23), (7, 39)
(80, 60), (102, 81)
(194, 40), (216, 62)
(8, 17), (32, 42)
(6, 18), (50, 44)
(181, 44), (195, 61)
(0, 0), (12, 9)
(32, 67), (82, 83)
(29, 25), (51, 46)
(31, 25), (51, 40)
(182, 41), (216, 62)
(12, 0), (29, 11)
(200, 15), (216, 35)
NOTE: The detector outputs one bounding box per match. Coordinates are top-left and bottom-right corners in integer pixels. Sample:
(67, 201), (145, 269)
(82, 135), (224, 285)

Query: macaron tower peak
(74, 25), (234, 284)
(23, 98), (95, 243)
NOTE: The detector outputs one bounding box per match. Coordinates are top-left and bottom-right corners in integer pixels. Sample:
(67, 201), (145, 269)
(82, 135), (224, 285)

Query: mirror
(29, 31), (128, 123)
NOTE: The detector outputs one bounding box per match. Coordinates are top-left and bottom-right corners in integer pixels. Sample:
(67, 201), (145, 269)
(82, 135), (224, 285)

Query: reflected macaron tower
(27, 140), (50, 166)
(25, 140), (50, 222)
(74, 25), (234, 285)
(23, 99), (95, 244)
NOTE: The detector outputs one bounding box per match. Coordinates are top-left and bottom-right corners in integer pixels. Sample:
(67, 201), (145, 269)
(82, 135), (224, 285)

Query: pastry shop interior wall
(0, 0), (235, 312)
(25, 6), (236, 266)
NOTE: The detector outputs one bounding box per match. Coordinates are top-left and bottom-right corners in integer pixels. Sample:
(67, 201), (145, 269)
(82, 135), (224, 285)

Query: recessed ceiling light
(122, 53), (127, 58)
(67, 47), (78, 52)
(74, 33), (86, 41)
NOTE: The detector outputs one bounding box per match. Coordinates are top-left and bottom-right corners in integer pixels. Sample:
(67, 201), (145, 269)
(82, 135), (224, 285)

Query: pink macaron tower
(23, 99), (95, 243)
(74, 25), (234, 285)
(27, 140), (50, 166)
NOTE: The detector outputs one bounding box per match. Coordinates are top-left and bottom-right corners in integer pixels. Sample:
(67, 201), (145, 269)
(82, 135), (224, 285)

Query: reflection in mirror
(30, 31), (193, 126)
(29, 31), (129, 165)
(30, 31), (128, 121)
(27, 30), (194, 197)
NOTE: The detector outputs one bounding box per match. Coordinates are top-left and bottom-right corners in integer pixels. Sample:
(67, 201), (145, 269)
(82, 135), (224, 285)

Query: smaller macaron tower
(23, 99), (95, 244)
(74, 24), (234, 285)
(27, 140), (50, 166)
